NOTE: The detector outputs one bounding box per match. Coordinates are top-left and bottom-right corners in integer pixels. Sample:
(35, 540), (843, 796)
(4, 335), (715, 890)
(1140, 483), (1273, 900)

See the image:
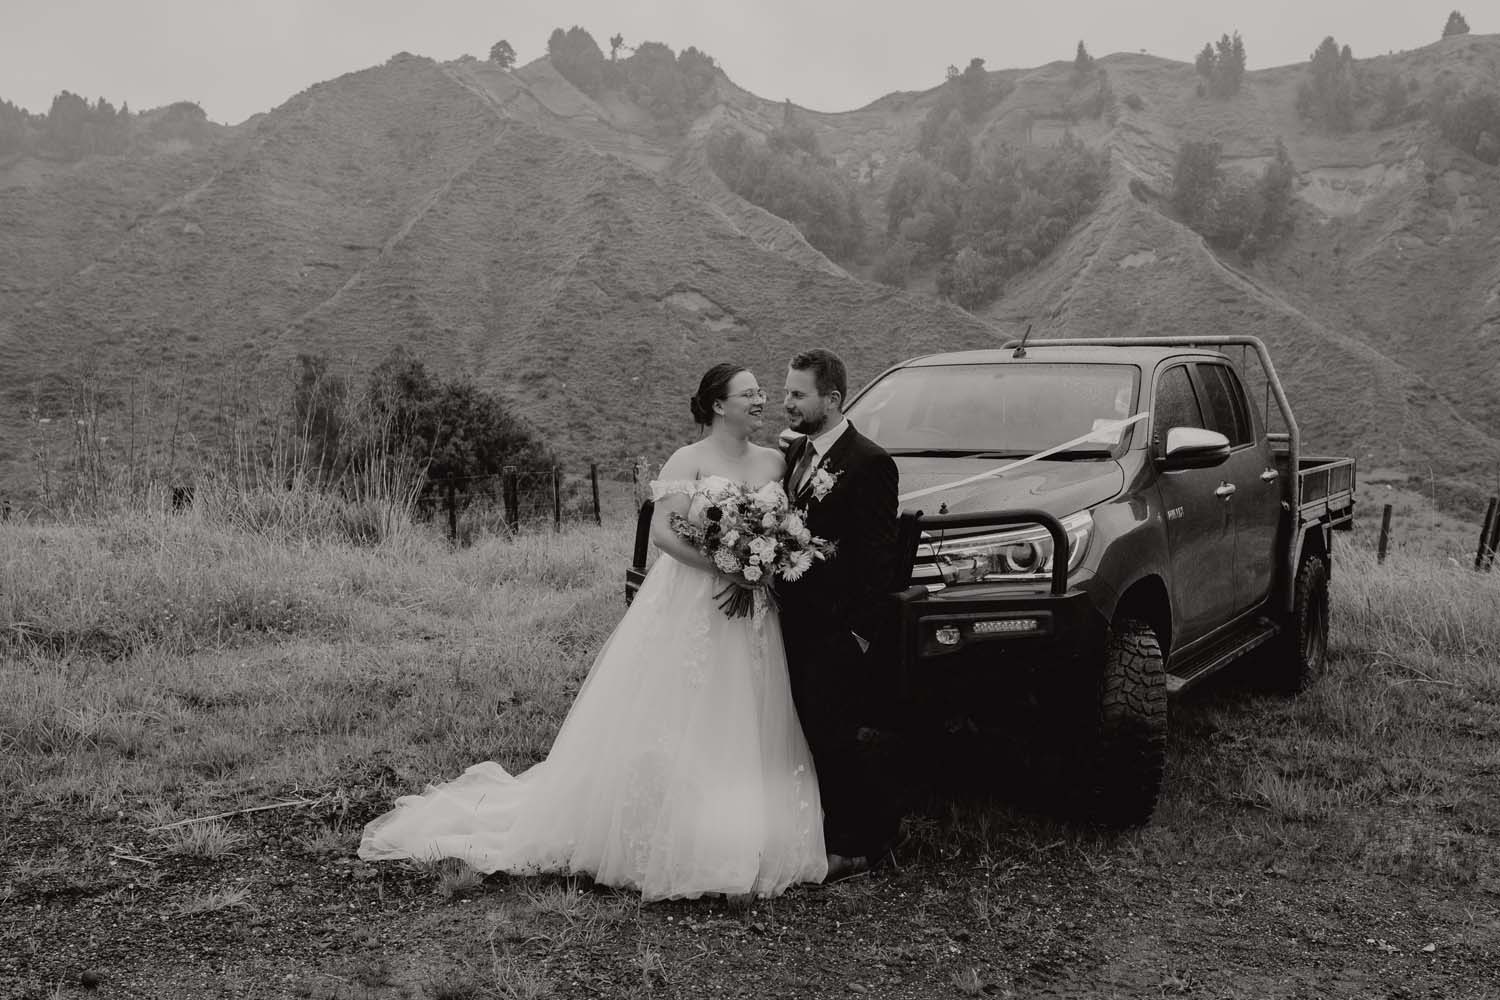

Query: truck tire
(1079, 618), (1167, 828)
(1266, 554), (1329, 693)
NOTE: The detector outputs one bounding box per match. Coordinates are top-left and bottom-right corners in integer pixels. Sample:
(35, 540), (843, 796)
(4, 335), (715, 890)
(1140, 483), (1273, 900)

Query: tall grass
(3, 486), (1496, 877)
(17, 359), (429, 522)
(1332, 541), (1500, 691)
(0, 487), (630, 813)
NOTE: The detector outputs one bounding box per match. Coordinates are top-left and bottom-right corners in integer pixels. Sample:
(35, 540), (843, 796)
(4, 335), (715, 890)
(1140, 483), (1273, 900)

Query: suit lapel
(798, 425), (858, 504)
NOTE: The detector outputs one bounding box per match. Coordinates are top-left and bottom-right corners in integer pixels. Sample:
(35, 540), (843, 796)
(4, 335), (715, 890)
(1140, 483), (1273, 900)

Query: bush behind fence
(414, 460), (653, 542)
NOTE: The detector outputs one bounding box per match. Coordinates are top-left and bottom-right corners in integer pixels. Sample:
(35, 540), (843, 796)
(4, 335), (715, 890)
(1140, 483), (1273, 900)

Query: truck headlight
(927, 510), (1094, 586)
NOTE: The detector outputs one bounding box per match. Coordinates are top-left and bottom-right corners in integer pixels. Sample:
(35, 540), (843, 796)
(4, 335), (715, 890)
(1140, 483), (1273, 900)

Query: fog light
(934, 626), (962, 646)
(973, 618), (1041, 635)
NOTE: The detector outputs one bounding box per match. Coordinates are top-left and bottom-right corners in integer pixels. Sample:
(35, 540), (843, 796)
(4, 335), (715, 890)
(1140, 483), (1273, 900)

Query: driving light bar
(972, 618), (1042, 635)
(920, 612), (1055, 657)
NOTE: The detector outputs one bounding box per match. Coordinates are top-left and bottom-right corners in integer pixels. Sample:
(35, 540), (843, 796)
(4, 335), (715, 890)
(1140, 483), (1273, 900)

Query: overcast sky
(2, 1), (1486, 124)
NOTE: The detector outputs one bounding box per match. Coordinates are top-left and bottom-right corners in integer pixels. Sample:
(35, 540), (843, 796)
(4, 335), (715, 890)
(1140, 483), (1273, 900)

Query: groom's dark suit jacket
(778, 422), (900, 646)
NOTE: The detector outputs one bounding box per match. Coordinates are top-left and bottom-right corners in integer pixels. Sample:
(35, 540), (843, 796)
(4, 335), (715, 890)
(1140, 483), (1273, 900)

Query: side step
(1166, 617), (1281, 695)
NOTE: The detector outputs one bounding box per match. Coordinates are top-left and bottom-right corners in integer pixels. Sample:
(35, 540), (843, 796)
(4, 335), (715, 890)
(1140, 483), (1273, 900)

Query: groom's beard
(788, 411), (830, 436)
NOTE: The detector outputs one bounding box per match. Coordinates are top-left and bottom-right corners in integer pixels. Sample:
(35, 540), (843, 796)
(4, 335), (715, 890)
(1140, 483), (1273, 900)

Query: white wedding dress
(358, 477), (828, 899)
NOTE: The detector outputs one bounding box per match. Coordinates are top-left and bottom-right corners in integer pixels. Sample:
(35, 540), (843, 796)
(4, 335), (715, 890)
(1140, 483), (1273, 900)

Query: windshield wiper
(1044, 448), (1115, 460)
(886, 448), (1030, 458)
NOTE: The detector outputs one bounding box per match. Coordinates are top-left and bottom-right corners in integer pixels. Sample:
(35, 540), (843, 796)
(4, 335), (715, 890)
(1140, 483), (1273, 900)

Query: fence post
(503, 466), (519, 534)
(1477, 497), (1497, 571)
(590, 463), (602, 526)
(446, 479), (458, 543)
(1485, 497), (1500, 572)
(1377, 503), (1393, 564)
(552, 465), (563, 532)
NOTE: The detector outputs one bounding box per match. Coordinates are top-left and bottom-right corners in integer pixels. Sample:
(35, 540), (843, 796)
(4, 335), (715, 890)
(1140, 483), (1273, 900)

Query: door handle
(1260, 468), (1279, 482)
(1215, 482), (1237, 499)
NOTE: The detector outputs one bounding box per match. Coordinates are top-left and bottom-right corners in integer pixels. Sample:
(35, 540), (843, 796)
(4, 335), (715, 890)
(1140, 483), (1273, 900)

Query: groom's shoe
(824, 852), (870, 883)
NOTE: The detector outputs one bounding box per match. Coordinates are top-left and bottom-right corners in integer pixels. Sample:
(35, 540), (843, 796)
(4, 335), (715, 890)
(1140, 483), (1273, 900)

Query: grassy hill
(2, 36), (1499, 503)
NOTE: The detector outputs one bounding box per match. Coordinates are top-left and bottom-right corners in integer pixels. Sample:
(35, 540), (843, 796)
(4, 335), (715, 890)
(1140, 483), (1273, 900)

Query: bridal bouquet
(670, 481), (835, 619)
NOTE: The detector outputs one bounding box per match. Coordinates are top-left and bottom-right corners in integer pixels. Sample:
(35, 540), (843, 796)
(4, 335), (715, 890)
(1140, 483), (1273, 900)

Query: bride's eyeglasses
(728, 389), (768, 402)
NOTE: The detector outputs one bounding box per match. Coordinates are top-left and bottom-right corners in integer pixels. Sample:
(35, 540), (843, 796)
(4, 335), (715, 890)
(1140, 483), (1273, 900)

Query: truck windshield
(847, 363), (1140, 455)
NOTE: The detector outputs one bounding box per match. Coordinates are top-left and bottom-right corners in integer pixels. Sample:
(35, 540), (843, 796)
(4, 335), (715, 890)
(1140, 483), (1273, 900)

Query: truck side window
(1196, 364), (1252, 446)
(1152, 365), (1204, 451)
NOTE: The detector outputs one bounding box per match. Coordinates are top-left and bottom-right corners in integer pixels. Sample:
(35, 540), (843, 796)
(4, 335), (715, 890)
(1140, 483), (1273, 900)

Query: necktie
(791, 442), (817, 495)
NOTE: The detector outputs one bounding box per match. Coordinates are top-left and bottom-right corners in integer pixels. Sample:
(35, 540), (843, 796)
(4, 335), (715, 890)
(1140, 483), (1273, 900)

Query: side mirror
(1159, 427), (1231, 471)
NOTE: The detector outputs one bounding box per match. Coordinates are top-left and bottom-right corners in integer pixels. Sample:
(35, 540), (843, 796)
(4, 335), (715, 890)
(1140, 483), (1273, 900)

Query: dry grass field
(3, 486), (1498, 999)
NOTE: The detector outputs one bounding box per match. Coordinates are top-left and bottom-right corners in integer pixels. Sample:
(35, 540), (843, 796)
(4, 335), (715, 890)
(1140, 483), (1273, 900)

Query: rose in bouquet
(669, 481), (835, 619)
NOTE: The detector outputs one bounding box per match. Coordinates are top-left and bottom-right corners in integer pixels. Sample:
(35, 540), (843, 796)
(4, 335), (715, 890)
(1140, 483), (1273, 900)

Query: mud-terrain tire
(1265, 554), (1329, 693)
(1078, 618), (1167, 828)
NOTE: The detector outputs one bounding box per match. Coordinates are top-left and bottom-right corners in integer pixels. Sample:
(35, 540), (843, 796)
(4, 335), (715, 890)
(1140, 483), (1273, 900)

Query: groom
(777, 348), (902, 879)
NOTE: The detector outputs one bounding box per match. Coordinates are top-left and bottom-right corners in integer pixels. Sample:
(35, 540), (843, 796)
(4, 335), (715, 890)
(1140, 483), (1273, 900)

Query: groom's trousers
(782, 622), (902, 861)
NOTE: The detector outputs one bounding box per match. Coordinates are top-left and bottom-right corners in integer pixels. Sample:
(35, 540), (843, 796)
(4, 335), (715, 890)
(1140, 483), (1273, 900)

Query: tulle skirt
(358, 555), (827, 900)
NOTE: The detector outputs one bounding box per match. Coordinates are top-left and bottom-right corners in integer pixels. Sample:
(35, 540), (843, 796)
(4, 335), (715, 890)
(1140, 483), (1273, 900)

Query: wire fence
(412, 459), (654, 542)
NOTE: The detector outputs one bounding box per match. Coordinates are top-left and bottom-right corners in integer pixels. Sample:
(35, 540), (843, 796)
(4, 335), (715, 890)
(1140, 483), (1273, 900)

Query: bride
(358, 363), (828, 899)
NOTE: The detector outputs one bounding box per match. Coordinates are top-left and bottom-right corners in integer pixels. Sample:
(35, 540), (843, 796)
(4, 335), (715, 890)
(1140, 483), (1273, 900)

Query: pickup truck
(627, 336), (1355, 827)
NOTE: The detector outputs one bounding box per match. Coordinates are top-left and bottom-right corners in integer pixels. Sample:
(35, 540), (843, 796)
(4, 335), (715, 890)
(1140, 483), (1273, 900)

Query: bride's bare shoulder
(753, 442), (788, 477)
(657, 443), (702, 481)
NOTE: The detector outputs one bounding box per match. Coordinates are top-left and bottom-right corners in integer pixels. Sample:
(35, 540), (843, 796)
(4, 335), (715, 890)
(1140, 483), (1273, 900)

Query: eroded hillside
(1, 35), (1497, 500)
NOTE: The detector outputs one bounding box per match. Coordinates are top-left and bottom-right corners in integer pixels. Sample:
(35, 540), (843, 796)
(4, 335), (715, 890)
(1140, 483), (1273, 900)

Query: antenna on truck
(1012, 324), (1033, 358)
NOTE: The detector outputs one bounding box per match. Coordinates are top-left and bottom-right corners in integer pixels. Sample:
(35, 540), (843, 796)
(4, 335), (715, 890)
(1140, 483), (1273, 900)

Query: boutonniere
(808, 467), (841, 502)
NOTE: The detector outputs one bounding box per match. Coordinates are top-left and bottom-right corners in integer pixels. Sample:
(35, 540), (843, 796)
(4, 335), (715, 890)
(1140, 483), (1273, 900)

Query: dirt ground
(6, 658), (1498, 1000)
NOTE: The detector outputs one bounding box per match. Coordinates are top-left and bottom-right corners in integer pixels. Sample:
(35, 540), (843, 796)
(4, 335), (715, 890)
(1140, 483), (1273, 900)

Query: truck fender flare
(1102, 571), (1174, 657)
(1285, 522), (1331, 612)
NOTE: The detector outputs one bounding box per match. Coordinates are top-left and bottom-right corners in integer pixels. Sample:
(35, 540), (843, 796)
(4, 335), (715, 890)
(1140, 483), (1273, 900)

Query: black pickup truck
(628, 336), (1355, 826)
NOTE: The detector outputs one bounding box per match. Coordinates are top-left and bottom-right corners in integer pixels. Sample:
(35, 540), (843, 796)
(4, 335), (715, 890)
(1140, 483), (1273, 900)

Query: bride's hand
(713, 572), (772, 617)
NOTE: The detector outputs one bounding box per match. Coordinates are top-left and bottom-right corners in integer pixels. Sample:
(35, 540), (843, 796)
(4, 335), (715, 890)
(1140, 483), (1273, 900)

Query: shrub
(886, 157), (957, 243)
(1426, 84), (1500, 164)
(872, 239), (919, 287)
(1194, 32), (1247, 99)
(706, 128), (864, 260)
(7, 91), (137, 160)
(356, 348), (554, 490)
(287, 348), (554, 506)
(1372, 74), (1412, 128)
(1073, 41), (1095, 80)
(957, 58), (998, 123)
(547, 26), (606, 95)
(1172, 138), (1297, 257)
(1296, 37), (1357, 132)
(886, 133), (1107, 309)
(937, 247), (1000, 309)
(1171, 139), (1222, 226)
(549, 35), (718, 134)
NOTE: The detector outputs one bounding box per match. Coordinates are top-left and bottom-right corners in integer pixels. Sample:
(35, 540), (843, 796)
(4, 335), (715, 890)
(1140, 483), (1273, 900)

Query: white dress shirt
(795, 417), (849, 491)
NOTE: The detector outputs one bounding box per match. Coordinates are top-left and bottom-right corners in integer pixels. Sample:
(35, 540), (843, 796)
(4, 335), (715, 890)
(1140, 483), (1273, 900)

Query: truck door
(1193, 362), (1279, 612)
(1152, 363), (1238, 645)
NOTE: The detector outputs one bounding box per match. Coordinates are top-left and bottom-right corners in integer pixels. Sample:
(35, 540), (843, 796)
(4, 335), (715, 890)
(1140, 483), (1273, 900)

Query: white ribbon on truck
(896, 412), (1150, 505)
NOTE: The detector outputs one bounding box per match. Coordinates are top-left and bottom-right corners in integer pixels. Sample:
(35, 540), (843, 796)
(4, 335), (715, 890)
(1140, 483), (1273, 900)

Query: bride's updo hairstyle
(689, 363), (749, 427)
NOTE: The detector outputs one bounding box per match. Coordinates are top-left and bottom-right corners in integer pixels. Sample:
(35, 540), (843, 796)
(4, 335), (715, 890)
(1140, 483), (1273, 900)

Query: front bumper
(882, 581), (1110, 721)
